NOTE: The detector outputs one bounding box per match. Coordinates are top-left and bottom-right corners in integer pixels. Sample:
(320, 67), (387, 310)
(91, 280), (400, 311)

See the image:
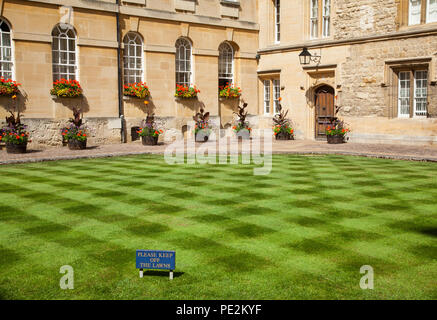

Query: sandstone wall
(332, 0), (398, 40)
(339, 35), (437, 118)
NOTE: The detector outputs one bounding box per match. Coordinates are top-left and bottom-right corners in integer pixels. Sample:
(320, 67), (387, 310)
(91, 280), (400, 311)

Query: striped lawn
(0, 154), (436, 299)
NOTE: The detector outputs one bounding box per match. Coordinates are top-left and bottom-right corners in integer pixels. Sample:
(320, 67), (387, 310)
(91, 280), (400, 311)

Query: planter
(0, 142), (5, 150)
(142, 135), (158, 146)
(175, 96), (197, 101)
(327, 135), (345, 144)
(5, 142), (27, 154)
(68, 139), (87, 150)
(195, 132), (210, 142)
(275, 132), (294, 140)
(219, 96), (240, 101)
(236, 130), (251, 140)
(51, 94), (82, 99)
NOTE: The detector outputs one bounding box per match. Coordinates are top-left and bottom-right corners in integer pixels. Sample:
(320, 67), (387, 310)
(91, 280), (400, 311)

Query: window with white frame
(414, 70), (428, 116)
(274, 0), (280, 43)
(218, 42), (234, 88)
(427, 0), (437, 22)
(310, 0), (319, 39)
(398, 70), (428, 117)
(398, 71), (410, 117)
(322, 0), (331, 37)
(123, 32), (143, 85)
(0, 19), (12, 79)
(52, 24), (77, 81)
(175, 38), (192, 87)
(409, 0), (422, 25)
(264, 80), (270, 114)
(273, 79), (281, 114)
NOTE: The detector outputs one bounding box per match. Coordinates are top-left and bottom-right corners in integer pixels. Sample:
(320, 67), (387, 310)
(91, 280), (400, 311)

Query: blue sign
(136, 250), (175, 270)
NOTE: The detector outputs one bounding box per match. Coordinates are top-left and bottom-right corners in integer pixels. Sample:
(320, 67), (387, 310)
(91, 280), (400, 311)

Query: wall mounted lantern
(299, 47), (321, 65)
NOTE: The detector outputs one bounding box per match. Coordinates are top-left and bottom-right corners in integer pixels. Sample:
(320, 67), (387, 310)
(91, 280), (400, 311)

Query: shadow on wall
(53, 95), (90, 115)
(0, 92), (28, 122)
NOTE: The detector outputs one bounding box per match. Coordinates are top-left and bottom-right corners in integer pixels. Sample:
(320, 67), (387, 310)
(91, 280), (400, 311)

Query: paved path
(1, 139), (437, 164)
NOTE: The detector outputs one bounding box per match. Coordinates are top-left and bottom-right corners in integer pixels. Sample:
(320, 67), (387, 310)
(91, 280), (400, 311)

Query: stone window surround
(258, 72), (280, 116)
(385, 57), (433, 118)
(398, 0), (437, 28)
(306, 0), (332, 40)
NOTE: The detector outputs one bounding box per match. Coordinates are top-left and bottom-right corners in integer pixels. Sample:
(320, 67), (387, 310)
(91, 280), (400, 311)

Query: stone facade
(1, 0), (436, 147)
(258, 0), (437, 145)
(332, 0), (398, 40)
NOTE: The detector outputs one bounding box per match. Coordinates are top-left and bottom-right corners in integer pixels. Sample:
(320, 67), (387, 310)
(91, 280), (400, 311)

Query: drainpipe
(116, 0), (126, 143)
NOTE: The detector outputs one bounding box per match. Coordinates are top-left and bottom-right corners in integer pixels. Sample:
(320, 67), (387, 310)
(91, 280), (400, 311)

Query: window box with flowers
(175, 85), (200, 99)
(123, 82), (150, 100)
(219, 84), (241, 100)
(1, 111), (30, 154)
(0, 78), (20, 97)
(64, 108), (88, 150)
(137, 113), (163, 146)
(50, 79), (83, 98)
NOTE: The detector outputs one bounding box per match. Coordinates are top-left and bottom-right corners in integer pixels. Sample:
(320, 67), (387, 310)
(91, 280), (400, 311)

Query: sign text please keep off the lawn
(136, 250), (175, 270)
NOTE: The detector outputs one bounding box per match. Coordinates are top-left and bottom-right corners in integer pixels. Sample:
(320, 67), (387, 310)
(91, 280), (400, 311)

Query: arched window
(123, 32), (143, 85)
(52, 24), (77, 81)
(175, 38), (192, 87)
(218, 42), (234, 88)
(0, 19), (13, 79)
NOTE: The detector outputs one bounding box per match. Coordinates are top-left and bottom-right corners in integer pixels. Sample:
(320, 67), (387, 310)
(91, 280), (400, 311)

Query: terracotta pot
(327, 135), (345, 144)
(6, 142), (27, 154)
(275, 132), (294, 140)
(68, 139), (87, 150)
(142, 135), (158, 146)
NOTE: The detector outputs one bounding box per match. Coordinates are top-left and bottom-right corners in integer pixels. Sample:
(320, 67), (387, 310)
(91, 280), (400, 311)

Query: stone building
(0, 0), (436, 146)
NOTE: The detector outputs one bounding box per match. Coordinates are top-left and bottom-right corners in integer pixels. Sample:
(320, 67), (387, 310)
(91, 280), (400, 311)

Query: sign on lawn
(136, 250), (175, 280)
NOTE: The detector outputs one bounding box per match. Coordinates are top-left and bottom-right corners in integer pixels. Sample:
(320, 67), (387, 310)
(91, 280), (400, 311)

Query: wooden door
(315, 86), (335, 138)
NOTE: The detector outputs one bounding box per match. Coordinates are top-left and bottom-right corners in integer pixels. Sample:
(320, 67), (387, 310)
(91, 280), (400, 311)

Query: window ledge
(220, 0), (240, 7)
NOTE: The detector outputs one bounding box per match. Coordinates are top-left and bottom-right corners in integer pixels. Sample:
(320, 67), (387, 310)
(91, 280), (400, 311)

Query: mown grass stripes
(0, 154), (436, 299)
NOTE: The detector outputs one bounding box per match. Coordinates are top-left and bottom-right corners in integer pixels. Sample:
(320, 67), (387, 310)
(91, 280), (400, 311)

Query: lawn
(0, 154), (436, 299)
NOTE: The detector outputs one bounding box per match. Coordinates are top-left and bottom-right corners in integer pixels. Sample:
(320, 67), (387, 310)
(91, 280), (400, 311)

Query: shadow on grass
(141, 270), (185, 278)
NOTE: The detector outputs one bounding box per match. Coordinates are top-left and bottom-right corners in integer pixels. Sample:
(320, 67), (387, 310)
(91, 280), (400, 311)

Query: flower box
(68, 139), (87, 150)
(327, 135), (345, 144)
(175, 85), (200, 99)
(275, 132), (294, 140)
(5, 141), (27, 154)
(219, 84), (241, 99)
(142, 135), (158, 146)
(50, 79), (83, 98)
(123, 82), (150, 99)
(0, 78), (20, 97)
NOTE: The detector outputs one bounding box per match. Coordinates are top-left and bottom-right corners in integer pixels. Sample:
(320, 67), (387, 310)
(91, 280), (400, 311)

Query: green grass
(0, 154), (436, 299)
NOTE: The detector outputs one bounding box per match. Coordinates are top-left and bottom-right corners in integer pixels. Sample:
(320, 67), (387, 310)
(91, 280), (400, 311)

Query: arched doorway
(314, 85), (335, 139)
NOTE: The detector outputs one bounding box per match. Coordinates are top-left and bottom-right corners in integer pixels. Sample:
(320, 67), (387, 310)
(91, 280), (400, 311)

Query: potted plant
(273, 103), (294, 140)
(0, 78), (20, 97)
(175, 85), (200, 99)
(232, 102), (252, 139)
(123, 82), (150, 100)
(64, 108), (87, 150)
(219, 84), (241, 99)
(325, 106), (349, 144)
(1, 111), (30, 154)
(50, 79), (83, 98)
(326, 123), (349, 144)
(137, 113), (163, 146)
(193, 108), (211, 142)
